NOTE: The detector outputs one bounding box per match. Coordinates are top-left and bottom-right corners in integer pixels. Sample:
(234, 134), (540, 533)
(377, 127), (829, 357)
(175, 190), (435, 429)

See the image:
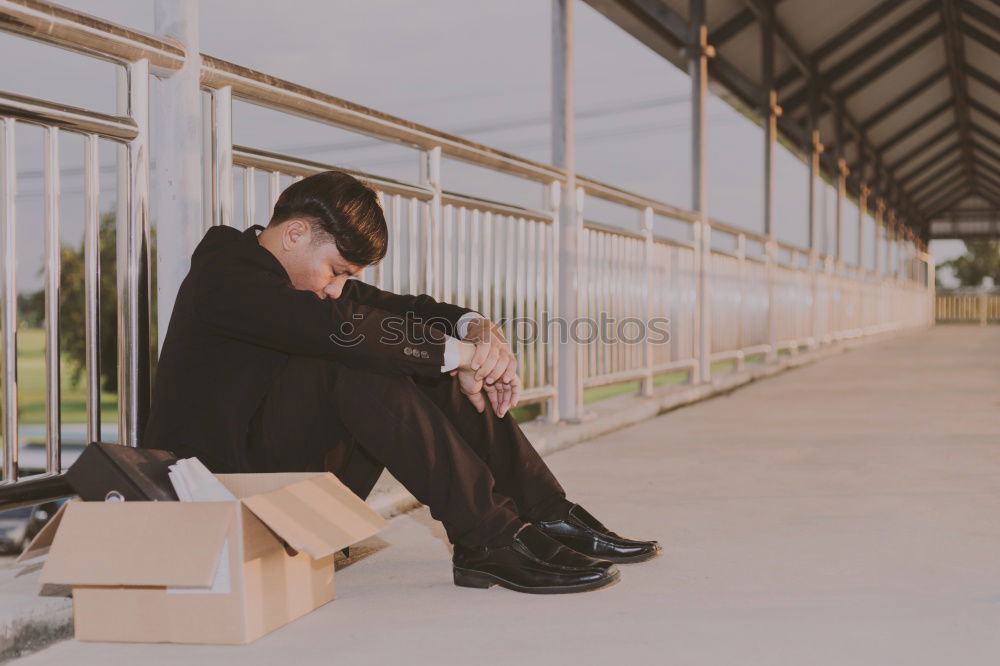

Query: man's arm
(340, 278), (477, 338)
(193, 264), (450, 378)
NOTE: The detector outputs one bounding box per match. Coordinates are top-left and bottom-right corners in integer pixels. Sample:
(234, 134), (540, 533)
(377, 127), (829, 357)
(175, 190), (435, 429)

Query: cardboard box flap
(215, 472), (325, 499)
(40, 501), (235, 587)
(242, 472), (388, 559)
(15, 499), (74, 564)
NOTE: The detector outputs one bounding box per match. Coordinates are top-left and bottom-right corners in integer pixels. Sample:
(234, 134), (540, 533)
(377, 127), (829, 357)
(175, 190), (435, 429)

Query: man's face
(260, 219), (367, 299)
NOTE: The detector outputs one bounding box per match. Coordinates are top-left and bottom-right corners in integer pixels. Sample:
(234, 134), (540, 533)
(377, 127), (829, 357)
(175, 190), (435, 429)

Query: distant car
(0, 500), (64, 554)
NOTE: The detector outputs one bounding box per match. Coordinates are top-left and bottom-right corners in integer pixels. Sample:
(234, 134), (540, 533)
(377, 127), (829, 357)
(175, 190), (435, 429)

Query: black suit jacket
(141, 223), (474, 472)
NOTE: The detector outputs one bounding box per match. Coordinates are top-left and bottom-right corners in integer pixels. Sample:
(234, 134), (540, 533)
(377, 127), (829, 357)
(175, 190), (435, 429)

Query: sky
(0, 0), (963, 291)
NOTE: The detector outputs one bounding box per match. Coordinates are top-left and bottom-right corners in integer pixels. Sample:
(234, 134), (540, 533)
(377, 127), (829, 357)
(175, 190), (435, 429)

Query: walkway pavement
(12, 326), (1000, 665)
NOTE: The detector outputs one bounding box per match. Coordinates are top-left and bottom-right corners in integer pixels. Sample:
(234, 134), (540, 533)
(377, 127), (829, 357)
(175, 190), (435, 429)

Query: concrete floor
(14, 326), (1000, 665)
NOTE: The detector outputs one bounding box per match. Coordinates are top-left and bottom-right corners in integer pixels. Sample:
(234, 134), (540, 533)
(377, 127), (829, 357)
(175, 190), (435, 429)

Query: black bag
(65, 442), (180, 502)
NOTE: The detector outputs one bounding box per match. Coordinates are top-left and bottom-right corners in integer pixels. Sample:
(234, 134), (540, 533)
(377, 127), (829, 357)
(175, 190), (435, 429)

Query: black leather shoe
(452, 524), (620, 594)
(535, 503), (662, 563)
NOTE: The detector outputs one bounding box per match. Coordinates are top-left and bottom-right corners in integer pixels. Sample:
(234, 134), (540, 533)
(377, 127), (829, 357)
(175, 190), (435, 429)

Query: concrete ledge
(0, 326), (924, 661)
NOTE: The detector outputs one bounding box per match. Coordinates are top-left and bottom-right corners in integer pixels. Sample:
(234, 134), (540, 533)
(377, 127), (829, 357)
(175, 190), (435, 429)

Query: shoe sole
(600, 547), (663, 564)
(453, 566), (620, 594)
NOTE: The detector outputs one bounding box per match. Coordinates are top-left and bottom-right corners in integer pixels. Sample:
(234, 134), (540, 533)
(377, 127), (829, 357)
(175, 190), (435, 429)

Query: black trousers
(244, 356), (567, 548)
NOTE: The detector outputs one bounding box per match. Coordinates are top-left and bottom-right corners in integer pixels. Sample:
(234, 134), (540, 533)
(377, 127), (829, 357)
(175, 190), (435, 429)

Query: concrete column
(552, 0), (589, 423)
(690, 0), (713, 383)
(761, 4), (779, 362)
(152, 0), (203, 357)
(806, 101), (822, 349)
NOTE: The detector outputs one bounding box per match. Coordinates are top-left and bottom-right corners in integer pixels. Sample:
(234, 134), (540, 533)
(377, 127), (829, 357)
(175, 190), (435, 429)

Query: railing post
(1, 118), (18, 480)
(210, 86), (234, 228)
(690, 0), (712, 384)
(735, 233), (747, 371)
(641, 207), (654, 396)
(152, 0), (203, 361)
(117, 58), (153, 447)
(807, 114), (822, 350)
(420, 146), (442, 300)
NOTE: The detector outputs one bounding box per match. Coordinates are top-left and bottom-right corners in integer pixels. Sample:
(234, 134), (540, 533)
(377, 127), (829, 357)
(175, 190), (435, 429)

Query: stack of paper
(167, 457), (236, 502)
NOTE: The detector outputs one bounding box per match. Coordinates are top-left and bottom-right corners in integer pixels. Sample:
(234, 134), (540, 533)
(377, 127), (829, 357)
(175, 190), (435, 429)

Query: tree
(21, 212), (119, 392)
(938, 240), (1000, 288)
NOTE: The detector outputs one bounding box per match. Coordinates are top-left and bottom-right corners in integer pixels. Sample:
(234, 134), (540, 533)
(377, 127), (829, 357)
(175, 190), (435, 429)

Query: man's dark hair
(267, 170), (388, 265)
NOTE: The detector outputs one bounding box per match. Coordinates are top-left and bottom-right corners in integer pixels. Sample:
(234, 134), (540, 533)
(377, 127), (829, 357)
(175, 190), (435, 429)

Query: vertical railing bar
(84, 132), (101, 444)
(391, 194), (401, 291)
(408, 196), (418, 293)
(505, 216), (515, 341)
(268, 169), (280, 211)
(526, 219), (538, 389)
(43, 125), (62, 473)
(469, 210), (480, 312)
(492, 215), (502, 329)
(242, 166), (255, 230)
(482, 211), (492, 318)
(442, 204), (452, 303)
(456, 208), (467, 307)
(515, 216), (526, 375)
(373, 190), (386, 289)
(210, 85), (234, 228)
(118, 57), (151, 448)
(1, 117), (18, 482)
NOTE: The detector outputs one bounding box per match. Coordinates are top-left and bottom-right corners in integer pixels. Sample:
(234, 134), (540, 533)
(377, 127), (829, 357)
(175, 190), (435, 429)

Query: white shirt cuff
(441, 336), (461, 373)
(455, 311), (486, 339)
(441, 312), (487, 373)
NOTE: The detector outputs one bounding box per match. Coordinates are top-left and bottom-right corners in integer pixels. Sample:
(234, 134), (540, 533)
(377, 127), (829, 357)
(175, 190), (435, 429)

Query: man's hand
(462, 318), (519, 387)
(451, 318), (521, 417)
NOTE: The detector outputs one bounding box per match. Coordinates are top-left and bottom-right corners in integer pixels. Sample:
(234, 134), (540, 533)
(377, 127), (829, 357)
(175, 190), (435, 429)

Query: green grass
(15, 328), (118, 426)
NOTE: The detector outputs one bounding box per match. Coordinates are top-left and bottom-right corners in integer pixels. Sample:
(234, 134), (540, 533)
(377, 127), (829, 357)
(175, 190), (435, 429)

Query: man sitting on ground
(142, 170), (660, 594)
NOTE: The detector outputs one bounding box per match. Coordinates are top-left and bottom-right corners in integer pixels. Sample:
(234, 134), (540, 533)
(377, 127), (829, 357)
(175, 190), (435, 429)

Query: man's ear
(281, 219), (309, 251)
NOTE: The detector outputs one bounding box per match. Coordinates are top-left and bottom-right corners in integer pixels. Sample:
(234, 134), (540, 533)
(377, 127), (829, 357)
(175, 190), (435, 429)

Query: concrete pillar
(690, 0), (713, 383)
(552, 0), (590, 423)
(152, 0), (204, 357)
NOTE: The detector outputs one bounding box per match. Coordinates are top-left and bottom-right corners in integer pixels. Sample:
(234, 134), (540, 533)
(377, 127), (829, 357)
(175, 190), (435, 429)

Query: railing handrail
(0, 0), (184, 71)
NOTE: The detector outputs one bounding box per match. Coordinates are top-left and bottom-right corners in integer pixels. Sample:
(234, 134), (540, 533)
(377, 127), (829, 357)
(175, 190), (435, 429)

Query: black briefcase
(65, 442), (181, 502)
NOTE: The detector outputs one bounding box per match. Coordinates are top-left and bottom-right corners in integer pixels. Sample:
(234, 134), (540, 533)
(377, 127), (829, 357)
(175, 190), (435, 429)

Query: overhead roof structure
(584, 0), (1000, 240)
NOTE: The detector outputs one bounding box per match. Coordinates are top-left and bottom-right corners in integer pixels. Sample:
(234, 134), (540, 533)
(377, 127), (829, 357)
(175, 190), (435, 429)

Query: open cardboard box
(16, 471), (388, 645)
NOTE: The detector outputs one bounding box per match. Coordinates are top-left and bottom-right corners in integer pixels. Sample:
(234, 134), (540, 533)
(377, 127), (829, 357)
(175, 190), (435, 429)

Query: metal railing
(0, 0), (934, 490)
(936, 294), (1000, 324)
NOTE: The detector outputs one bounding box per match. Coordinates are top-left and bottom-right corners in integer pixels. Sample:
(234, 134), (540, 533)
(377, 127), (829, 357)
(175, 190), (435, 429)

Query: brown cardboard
(20, 471), (388, 645)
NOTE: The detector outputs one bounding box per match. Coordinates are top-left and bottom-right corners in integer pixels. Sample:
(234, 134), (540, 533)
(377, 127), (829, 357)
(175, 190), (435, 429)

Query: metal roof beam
(710, 8), (755, 46)
(926, 185), (971, 216)
(876, 99), (953, 153)
(939, 0), (976, 203)
(860, 67), (949, 131)
(974, 140), (1000, 168)
(742, 0), (888, 212)
(959, 0), (1000, 31)
(909, 156), (966, 195)
(775, 0), (912, 89)
(975, 157), (1000, 182)
(968, 98), (1000, 127)
(959, 14), (1000, 50)
(916, 170), (967, 205)
(886, 124), (956, 171)
(966, 64), (1000, 95)
(971, 123), (1000, 149)
(899, 141), (964, 185)
(836, 24), (944, 101)
(784, 23), (941, 112)
(821, 1), (939, 86)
